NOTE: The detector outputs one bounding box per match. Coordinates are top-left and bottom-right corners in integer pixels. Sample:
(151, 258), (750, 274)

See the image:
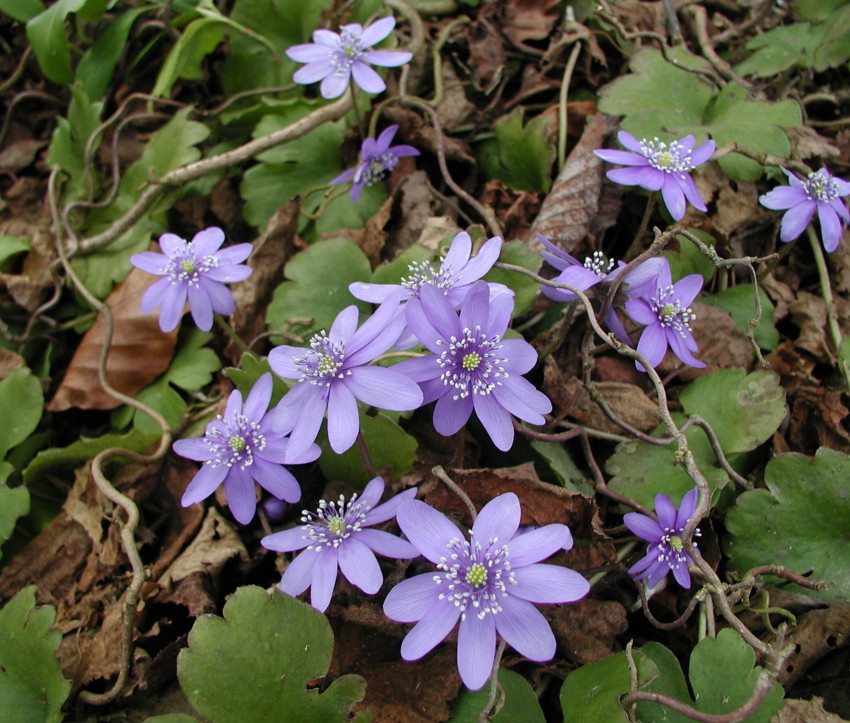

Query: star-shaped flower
(287, 16), (412, 99)
(383, 493), (589, 690)
(130, 227), (252, 333)
(262, 477), (417, 612)
(594, 131), (715, 220)
(624, 487), (701, 589)
(759, 167), (850, 252)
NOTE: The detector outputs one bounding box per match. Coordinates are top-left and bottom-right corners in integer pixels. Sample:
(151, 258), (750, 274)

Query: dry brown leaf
(778, 605), (850, 687)
(47, 264), (179, 411)
(529, 112), (617, 254)
(789, 386), (850, 455)
(789, 291), (832, 363)
(502, 0), (560, 45)
(775, 697), (849, 723)
(674, 303), (754, 381)
(547, 599), (628, 665)
(557, 376), (660, 434)
(469, 14), (505, 93)
(0, 347), (25, 381)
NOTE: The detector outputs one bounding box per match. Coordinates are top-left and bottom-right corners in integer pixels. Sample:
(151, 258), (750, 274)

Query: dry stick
(580, 432), (655, 519)
(400, 96), (502, 238)
(684, 416), (752, 490)
(685, 4), (753, 88)
(638, 584), (703, 630)
(807, 226), (850, 392)
(77, 94), (354, 255)
(711, 142), (811, 177)
(0, 45), (31, 93)
(729, 565), (827, 594)
(557, 41), (581, 173)
(432, 465), (477, 522)
(48, 170), (172, 706)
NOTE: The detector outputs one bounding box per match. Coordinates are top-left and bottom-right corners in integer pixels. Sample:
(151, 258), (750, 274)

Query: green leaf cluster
(477, 110), (556, 192)
(725, 448), (850, 599)
(0, 586), (70, 723)
(176, 586), (366, 722)
(451, 668), (545, 722)
(598, 48), (801, 180)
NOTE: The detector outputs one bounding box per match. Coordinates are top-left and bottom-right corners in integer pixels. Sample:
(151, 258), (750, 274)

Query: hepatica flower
(624, 488), (701, 589)
(759, 168), (850, 252)
(287, 16), (412, 99)
(396, 282), (551, 451)
(173, 374), (319, 525)
(332, 125), (419, 201)
(269, 301), (423, 458)
(383, 493), (590, 690)
(130, 227), (252, 333)
(262, 477), (417, 612)
(625, 258), (705, 371)
(594, 131), (715, 221)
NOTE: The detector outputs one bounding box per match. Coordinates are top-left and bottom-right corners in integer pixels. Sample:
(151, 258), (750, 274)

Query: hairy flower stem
(356, 430), (377, 478)
(625, 191), (657, 261)
(214, 313), (251, 354)
(349, 78), (364, 137)
(479, 640), (507, 722)
(807, 226), (850, 391)
(557, 42), (582, 173)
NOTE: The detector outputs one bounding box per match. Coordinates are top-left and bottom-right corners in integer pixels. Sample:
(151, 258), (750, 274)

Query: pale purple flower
(383, 493), (590, 690)
(331, 125), (419, 201)
(269, 301), (423, 458)
(395, 281), (551, 451)
(262, 476), (417, 612)
(131, 227), (252, 333)
(624, 487), (701, 589)
(759, 168), (850, 253)
(286, 16), (412, 99)
(625, 258), (705, 371)
(173, 374), (319, 525)
(594, 131), (715, 221)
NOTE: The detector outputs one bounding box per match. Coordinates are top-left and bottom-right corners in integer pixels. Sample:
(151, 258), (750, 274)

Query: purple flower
(331, 125), (419, 201)
(759, 168), (850, 253)
(594, 131), (715, 221)
(130, 227), (252, 333)
(173, 374), (319, 525)
(624, 488), (701, 589)
(269, 301), (423, 458)
(262, 476), (417, 612)
(383, 493), (590, 690)
(395, 281), (551, 451)
(286, 16), (412, 99)
(625, 258), (705, 371)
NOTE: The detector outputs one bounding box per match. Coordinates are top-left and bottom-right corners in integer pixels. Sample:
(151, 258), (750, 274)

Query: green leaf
(76, 7), (149, 100)
(725, 448), (850, 599)
(796, 0), (850, 20)
(688, 630), (783, 721)
(318, 413), (418, 487)
(481, 110), (555, 192)
(25, 0), (87, 83)
(451, 668), (545, 722)
(0, 0), (43, 23)
(735, 23), (821, 78)
(132, 330), (220, 435)
(241, 113), (345, 229)
(143, 716), (200, 723)
(531, 440), (594, 496)
(0, 236), (31, 270)
(152, 17), (228, 98)
(219, 0), (333, 94)
(560, 649), (656, 722)
(483, 241), (542, 317)
(605, 413), (730, 513)
(700, 285), (778, 351)
(0, 484), (29, 562)
(266, 239), (372, 339)
(635, 642), (693, 723)
(665, 231), (716, 284)
(47, 86), (104, 201)
(224, 352), (291, 408)
(0, 368), (44, 459)
(679, 369), (785, 455)
(813, 5), (850, 71)
(311, 182), (388, 240)
(370, 244), (432, 285)
(598, 49), (801, 180)
(0, 586), (70, 723)
(178, 586), (366, 722)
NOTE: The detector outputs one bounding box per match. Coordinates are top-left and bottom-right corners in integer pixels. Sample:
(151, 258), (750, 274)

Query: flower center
(302, 493), (370, 549)
(436, 326), (506, 399)
(357, 153), (399, 188)
(296, 331), (347, 390)
(401, 258), (456, 297)
(583, 251), (615, 278)
(668, 535), (683, 552)
(806, 170), (840, 202)
(462, 352), (481, 370)
(465, 562), (487, 587)
(332, 26), (364, 75)
(436, 532), (516, 621)
(166, 241), (219, 287)
(206, 414), (266, 470)
(658, 526), (701, 570)
(180, 259), (196, 274)
(651, 285), (696, 338)
(641, 137), (693, 174)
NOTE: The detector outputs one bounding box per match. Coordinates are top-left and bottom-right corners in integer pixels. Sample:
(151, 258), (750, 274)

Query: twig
(557, 42), (581, 173)
(432, 465), (477, 522)
(479, 640), (507, 722)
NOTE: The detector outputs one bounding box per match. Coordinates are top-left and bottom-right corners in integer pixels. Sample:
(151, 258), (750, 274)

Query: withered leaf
(48, 265), (179, 411)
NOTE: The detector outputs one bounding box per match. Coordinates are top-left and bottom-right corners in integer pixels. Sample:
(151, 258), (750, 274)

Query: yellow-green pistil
(660, 302), (678, 319)
(668, 535), (683, 553)
(462, 351), (481, 371)
(328, 516), (346, 536)
(180, 259), (196, 274)
(318, 356), (340, 376)
(657, 151), (673, 168)
(229, 435), (247, 452)
(465, 562), (487, 587)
